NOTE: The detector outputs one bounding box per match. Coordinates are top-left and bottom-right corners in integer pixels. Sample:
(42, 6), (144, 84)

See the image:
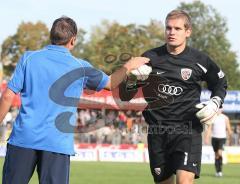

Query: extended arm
(104, 57), (149, 90)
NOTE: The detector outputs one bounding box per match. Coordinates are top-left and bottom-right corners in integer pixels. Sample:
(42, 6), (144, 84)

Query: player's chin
(167, 41), (180, 47)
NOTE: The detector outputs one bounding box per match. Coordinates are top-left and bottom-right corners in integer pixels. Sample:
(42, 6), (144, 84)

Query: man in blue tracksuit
(0, 16), (149, 184)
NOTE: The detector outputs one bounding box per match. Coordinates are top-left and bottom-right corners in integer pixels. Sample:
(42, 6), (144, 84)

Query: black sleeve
(204, 57), (227, 102)
(141, 51), (153, 67)
(119, 78), (138, 101)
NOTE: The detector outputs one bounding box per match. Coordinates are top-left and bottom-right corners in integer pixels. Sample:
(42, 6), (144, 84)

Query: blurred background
(0, 0), (239, 183)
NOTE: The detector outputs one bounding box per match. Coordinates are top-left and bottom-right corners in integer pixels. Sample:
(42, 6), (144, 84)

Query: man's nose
(169, 29), (176, 34)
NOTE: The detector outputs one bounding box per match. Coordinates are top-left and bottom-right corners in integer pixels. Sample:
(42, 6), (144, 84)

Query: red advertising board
(1, 80), (147, 110)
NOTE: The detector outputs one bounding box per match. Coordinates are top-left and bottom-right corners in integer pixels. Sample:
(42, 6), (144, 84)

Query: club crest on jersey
(154, 168), (161, 175)
(181, 68), (192, 80)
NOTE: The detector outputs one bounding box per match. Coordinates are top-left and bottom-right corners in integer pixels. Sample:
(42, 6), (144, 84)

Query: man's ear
(186, 28), (192, 38)
(70, 36), (76, 46)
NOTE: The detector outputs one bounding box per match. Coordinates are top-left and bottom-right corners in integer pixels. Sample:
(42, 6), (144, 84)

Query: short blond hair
(165, 10), (192, 30)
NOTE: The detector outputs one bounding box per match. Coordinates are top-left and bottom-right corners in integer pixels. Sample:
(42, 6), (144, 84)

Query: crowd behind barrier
(1, 108), (240, 147)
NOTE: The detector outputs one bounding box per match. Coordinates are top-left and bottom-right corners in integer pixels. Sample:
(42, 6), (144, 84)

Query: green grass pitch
(0, 159), (239, 183)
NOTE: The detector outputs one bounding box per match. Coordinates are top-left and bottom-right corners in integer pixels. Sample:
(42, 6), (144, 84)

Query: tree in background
(1, 1), (239, 89)
(1, 22), (49, 75)
(179, 1), (240, 89)
(71, 28), (86, 59)
(73, 20), (164, 74)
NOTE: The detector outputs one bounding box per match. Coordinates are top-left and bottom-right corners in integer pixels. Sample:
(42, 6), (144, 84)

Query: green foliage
(72, 20), (164, 74)
(1, 1), (239, 90)
(178, 1), (240, 89)
(71, 28), (87, 58)
(1, 22), (49, 75)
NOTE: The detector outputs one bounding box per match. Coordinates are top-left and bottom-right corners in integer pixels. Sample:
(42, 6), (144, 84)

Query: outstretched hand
(124, 57), (150, 74)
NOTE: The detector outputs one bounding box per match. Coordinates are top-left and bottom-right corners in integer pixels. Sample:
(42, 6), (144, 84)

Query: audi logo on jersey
(157, 84), (183, 96)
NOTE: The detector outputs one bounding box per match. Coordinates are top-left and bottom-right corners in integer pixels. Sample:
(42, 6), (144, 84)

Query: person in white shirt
(205, 108), (232, 177)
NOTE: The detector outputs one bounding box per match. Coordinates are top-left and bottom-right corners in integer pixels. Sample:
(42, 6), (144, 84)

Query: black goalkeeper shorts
(147, 123), (202, 182)
(211, 137), (226, 152)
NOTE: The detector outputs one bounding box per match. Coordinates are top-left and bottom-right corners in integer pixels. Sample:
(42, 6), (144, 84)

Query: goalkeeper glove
(130, 64), (152, 81)
(195, 96), (222, 125)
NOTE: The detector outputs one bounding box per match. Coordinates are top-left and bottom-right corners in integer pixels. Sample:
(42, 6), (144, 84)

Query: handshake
(195, 96), (222, 126)
(130, 64), (152, 81)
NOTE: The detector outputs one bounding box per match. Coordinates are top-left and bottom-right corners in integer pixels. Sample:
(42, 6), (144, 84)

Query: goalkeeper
(119, 10), (227, 184)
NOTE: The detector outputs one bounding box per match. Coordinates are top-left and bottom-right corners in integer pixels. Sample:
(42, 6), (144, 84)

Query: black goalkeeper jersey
(120, 44), (227, 128)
